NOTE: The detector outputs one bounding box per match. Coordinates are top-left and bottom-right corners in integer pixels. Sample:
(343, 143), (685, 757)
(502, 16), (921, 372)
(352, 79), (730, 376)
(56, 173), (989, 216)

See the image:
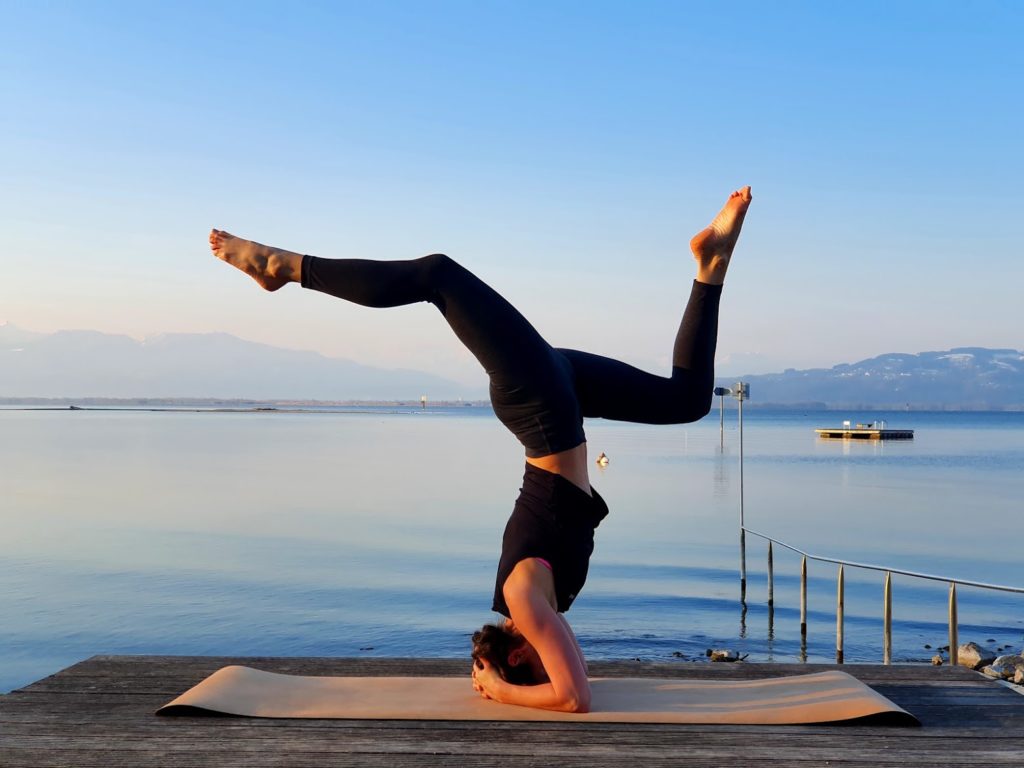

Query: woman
(210, 186), (752, 713)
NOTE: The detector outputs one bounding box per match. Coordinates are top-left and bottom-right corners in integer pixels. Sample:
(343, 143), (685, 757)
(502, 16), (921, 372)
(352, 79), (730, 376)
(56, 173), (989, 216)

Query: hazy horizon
(3, 318), (1020, 384)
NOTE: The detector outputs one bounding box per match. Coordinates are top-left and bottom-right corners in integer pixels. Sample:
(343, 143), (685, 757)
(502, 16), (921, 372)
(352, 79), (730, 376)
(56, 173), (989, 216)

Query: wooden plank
(0, 755), (1014, 768)
(2, 656), (1023, 768)
(1, 739), (1022, 766)
(2, 732), (1023, 758)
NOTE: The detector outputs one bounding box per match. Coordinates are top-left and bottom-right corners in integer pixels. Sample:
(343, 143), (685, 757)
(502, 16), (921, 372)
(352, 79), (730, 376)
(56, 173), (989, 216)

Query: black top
(492, 463), (609, 618)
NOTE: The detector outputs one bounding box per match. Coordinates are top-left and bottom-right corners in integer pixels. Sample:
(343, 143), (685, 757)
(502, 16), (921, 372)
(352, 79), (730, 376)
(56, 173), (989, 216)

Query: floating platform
(2, 655), (1024, 766)
(816, 427), (915, 440)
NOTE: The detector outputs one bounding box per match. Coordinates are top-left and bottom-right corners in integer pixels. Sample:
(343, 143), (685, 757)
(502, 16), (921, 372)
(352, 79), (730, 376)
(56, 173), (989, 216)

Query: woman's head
(471, 622), (546, 685)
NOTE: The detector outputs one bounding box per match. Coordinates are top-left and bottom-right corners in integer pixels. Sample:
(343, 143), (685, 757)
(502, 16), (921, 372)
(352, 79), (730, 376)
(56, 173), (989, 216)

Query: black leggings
(302, 253), (721, 458)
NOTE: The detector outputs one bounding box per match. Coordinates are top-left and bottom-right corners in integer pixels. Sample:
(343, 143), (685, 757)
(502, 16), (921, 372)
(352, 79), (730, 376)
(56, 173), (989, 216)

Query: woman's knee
(418, 252), (457, 278)
(691, 392), (714, 421)
(664, 389), (713, 424)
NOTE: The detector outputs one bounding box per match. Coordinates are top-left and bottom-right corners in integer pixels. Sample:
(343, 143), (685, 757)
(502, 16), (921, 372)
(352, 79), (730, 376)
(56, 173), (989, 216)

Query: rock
(993, 654), (1024, 668)
(709, 649), (740, 662)
(931, 655), (944, 666)
(981, 664), (1007, 679)
(957, 642), (996, 670)
(980, 657), (1024, 681)
(923, 643), (932, 650)
(1014, 668), (1024, 686)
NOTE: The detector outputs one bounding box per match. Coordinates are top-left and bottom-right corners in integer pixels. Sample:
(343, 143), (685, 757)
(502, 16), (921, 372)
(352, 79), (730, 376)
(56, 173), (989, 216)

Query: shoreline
(1, 397), (1021, 412)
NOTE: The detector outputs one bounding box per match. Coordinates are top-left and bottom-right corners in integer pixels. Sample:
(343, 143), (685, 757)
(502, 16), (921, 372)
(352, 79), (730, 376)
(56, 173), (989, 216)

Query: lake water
(2, 406), (1023, 693)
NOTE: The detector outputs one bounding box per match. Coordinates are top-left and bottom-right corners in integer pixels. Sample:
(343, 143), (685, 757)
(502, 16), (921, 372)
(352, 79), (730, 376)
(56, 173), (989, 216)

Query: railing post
(738, 385), (745, 530)
(738, 385), (746, 603)
(766, 540), (775, 640)
(800, 555), (807, 640)
(740, 529), (747, 602)
(739, 594), (748, 639)
(836, 565), (845, 664)
(949, 582), (958, 667)
(883, 571), (892, 665)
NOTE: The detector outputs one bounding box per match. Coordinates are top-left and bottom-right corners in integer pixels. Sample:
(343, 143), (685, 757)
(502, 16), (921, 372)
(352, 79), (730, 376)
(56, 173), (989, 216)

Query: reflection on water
(712, 447), (732, 499)
(1, 407), (1023, 692)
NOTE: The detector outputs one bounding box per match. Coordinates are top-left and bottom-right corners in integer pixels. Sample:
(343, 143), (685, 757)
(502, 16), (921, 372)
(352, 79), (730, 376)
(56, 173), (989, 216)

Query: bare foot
(689, 186), (752, 285)
(209, 230), (302, 291)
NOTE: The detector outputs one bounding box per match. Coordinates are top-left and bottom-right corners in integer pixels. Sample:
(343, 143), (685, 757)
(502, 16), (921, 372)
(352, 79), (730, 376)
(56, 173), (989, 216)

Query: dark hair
(471, 623), (541, 685)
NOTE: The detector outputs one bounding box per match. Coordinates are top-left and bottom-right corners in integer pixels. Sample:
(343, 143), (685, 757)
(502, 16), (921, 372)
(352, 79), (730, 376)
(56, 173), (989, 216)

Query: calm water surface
(2, 407), (1023, 692)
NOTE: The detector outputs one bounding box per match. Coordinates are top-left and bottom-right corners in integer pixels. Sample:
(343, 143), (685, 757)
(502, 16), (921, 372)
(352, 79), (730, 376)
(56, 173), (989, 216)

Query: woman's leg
(298, 253), (553, 387)
(210, 231), (585, 457)
(302, 254), (588, 456)
(560, 186), (751, 425)
(559, 280), (722, 423)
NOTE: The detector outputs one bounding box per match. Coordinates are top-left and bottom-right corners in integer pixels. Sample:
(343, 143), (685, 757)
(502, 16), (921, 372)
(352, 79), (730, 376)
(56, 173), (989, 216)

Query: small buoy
(596, 452), (609, 467)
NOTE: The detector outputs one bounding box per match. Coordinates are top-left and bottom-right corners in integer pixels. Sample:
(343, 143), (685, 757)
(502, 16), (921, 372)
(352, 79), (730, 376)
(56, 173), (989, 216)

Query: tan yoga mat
(156, 665), (918, 725)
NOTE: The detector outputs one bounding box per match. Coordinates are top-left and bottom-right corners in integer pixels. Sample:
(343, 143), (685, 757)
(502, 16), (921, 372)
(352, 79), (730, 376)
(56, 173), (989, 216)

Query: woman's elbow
(563, 689), (591, 713)
(569, 696), (593, 716)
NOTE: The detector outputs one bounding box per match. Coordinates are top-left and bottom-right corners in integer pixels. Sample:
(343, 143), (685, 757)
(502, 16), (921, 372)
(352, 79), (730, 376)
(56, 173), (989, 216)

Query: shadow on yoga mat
(157, 666), (919, 725)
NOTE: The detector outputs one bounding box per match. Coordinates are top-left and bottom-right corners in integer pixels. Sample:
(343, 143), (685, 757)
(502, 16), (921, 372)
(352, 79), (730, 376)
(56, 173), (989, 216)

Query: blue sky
(2, 1), (1021, 384)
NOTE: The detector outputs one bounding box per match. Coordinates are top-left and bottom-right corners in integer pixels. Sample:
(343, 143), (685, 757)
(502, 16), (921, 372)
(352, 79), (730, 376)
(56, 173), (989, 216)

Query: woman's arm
(473, 560), (591, 712)
(556, 612), (588, 676)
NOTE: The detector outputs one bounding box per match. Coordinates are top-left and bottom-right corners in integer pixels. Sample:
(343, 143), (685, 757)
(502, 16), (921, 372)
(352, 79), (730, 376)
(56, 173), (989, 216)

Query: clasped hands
(471, 658), (502, 701)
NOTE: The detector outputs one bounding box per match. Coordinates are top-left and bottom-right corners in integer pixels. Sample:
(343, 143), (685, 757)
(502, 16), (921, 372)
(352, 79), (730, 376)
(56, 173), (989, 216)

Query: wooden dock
(816, 427), (915, 440)
(2, 656), (1023, 766)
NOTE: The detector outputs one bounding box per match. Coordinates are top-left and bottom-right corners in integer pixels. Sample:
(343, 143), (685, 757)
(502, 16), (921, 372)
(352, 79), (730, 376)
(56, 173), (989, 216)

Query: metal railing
(715, 380), (1024, 665)
(742, 526), (1024, 664)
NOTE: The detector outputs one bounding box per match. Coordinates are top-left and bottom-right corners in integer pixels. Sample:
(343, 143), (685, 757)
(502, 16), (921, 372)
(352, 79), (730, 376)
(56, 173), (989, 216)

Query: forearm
(488, 678), (591, 713)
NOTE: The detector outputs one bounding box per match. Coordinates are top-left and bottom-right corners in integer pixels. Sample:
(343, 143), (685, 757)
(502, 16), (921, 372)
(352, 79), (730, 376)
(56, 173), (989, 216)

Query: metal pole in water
(738, 383), (745, 531)
(766, 540), (775, 641)
(836, 565), (845, 664)
(949, 583), (959, 667)
(738, 383), (746, 601)
(800, 555), (808, 640)
(800, 555), (808, 662)
(740, 528), (747, 602)
(883, 571), (892, 665)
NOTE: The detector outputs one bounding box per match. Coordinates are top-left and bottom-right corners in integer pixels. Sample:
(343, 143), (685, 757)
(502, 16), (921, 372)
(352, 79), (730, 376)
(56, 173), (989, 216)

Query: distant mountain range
(717, 348), (1024, 410)
(0, 322), (474, 401)
(2, 323), (1021, 408)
